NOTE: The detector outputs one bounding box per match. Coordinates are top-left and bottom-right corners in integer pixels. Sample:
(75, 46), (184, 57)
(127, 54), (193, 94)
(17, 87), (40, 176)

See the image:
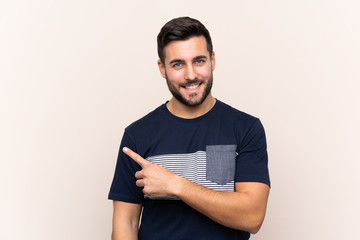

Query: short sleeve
(108, 130), (144, 203)
(235, 119), (271, 187)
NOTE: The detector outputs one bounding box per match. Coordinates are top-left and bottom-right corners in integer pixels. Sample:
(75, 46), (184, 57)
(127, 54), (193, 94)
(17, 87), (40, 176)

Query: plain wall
(1, 0), (359, 239)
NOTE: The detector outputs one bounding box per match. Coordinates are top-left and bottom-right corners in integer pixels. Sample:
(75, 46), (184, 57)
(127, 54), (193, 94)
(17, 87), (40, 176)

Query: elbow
(235, 213), (265, 234)
(245, 218), (264, 234)
(247, 223), (262, 234)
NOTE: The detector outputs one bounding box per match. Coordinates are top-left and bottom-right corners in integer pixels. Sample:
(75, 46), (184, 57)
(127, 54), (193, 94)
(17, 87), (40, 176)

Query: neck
(166, 94), (216, 119)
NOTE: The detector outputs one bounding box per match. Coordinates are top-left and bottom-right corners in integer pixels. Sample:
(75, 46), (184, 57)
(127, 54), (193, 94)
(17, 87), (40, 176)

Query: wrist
(171, 174), (186, 198)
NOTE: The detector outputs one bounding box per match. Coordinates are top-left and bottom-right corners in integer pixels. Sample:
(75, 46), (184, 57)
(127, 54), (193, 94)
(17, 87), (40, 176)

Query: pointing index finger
(123, 147), (148, 168)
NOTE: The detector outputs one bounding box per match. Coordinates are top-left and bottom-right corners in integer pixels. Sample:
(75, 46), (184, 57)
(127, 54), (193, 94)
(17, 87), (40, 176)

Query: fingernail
(123, 147), (128, 152)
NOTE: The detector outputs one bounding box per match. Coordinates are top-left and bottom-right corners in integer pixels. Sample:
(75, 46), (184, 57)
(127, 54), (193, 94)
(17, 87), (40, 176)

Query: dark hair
(157, 17), (213, 63)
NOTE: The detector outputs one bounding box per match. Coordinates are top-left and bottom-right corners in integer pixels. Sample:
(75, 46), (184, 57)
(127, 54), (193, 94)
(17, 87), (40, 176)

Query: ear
(211, 51), (216, 71)
(157, 59), (166, 79)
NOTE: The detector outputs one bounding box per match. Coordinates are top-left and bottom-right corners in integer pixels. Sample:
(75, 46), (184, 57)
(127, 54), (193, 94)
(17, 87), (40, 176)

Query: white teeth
(185, 84), (199, 89)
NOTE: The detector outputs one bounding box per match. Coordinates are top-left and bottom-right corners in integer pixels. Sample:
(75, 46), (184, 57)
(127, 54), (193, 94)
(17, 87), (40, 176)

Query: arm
(112, 200), (142, 240)
(173, 178), (269, 233)
(123, 147), (270, 234)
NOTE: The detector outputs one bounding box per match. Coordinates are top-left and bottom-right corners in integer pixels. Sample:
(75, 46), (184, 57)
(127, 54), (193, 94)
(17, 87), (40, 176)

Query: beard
(165, 71), (213, 107)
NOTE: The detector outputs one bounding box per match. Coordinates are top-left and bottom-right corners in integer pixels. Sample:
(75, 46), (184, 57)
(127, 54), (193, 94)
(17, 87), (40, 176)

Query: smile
(185, 84), (200, 89)
(183, 83), (202, 90)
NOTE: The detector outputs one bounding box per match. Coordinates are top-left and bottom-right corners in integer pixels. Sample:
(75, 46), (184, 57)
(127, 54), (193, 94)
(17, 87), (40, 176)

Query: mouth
(182, 82), (202, 90)
(185, 84), (200, 89)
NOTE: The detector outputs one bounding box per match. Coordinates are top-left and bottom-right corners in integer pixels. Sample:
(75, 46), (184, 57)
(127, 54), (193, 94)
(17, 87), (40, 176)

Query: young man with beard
(109, 17), (270, 240)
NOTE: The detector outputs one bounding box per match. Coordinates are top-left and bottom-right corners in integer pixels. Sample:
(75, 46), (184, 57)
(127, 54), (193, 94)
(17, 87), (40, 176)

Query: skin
(111, 201), (141, 240)
(112, 36), (270, 239)
(158, 36), (216, 119)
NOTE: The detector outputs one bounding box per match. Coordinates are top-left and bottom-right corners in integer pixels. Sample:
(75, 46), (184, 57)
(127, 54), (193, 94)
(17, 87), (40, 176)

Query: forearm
(112, 223), (138, 240)
(173, 177), (269, 233)
(111, 201), (141, 240)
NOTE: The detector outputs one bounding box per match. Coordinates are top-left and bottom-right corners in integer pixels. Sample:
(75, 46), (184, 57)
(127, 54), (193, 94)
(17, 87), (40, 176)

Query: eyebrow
(169, 59), (183, 65)
(194, 55), (207, 61)
(169, 55), (208, 65)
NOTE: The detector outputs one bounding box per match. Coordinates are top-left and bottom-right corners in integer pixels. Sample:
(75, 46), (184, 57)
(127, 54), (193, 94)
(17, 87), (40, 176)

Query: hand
(123, 147), (181, 198)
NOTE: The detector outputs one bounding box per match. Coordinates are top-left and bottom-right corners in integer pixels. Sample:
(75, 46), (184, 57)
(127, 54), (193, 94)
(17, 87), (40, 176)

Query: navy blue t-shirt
(109, 100), (270, 240)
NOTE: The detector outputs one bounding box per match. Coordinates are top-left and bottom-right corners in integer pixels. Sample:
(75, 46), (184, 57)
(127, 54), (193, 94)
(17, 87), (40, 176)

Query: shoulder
(124, 104), (165, 136)
(216, 100), (266, 141)
(217, 100), (260, 125)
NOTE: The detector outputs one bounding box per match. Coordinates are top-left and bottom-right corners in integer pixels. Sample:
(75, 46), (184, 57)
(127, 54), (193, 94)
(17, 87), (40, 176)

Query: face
(158, 36), (215, 106)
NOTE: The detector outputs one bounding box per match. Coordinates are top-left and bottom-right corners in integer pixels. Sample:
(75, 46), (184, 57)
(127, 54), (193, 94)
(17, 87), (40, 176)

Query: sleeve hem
(108, 193), (143, 204)
(235, 177), (271, 188)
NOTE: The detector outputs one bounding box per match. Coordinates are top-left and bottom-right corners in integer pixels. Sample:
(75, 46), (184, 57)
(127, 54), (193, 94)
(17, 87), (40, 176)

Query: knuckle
(136, 180), (141, 187)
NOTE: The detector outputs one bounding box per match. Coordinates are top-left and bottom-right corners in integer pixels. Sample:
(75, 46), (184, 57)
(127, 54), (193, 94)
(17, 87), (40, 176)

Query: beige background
(1, 0), (359, 239)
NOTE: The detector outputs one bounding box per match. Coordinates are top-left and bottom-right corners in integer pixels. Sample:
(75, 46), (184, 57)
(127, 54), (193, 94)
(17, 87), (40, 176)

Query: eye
(172, 63), (182, 68)
(195, 59), (205, 64)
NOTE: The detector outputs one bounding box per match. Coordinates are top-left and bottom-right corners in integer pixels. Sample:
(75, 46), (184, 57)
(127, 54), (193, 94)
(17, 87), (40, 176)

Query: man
(109, 17), (270, 240)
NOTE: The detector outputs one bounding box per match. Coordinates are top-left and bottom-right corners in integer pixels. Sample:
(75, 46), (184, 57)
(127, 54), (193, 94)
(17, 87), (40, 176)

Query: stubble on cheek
(164, 68), (213, 106)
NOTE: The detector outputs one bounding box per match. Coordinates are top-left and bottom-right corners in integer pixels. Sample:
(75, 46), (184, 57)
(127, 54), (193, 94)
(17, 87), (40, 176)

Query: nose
(184, 65), (196, 80)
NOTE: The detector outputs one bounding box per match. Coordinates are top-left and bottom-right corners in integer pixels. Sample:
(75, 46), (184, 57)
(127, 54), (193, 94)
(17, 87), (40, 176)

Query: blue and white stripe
(145, 151), (234, 200)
